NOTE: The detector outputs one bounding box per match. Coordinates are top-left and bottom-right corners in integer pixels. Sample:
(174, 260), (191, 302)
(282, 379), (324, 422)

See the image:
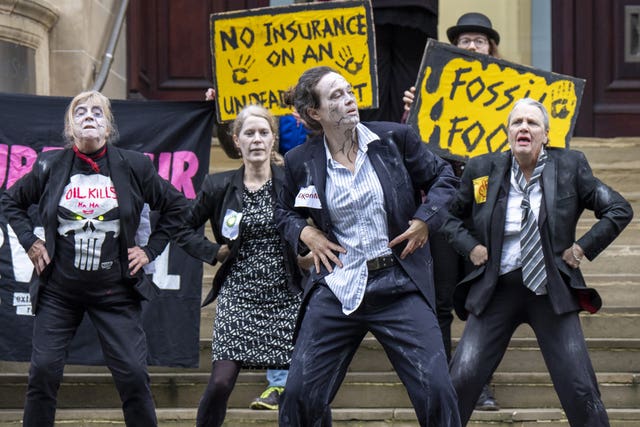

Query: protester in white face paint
(275, 66), (461, 427)
(443, 98), (633, 425)
(1, 90), (188, 427)
(176, 103), (307, 427)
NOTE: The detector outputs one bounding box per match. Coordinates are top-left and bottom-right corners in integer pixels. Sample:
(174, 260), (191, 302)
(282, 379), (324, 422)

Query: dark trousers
(279, 265), (460, 427)
(430, 230), (460, 360)
(23, 288), (157, 427)
(449, 269), (609, 426)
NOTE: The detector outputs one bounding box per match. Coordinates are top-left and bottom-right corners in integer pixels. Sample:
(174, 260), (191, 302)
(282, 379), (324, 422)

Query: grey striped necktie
(514, 151), (548, 295)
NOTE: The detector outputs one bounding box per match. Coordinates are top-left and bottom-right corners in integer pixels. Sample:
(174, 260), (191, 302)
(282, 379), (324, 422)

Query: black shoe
(475, 383), (500, 411)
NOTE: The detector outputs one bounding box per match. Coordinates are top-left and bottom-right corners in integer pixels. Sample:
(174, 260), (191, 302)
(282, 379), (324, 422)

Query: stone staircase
(0, 138), (638, 426)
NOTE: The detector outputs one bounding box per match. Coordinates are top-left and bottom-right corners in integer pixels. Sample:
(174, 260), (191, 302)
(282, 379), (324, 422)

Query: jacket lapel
(486, 152), (511, 212)
(107, 147), (133, 245)
(45, 149), (75, 249)
(304, 138), (331, 228)
(229, 166), (244, 206)
(541, 151), (556, 230)
(366, 137), (395, 216)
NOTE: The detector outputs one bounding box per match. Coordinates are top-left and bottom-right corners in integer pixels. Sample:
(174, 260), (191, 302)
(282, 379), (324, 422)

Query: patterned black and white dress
(211, 180), (301, 369)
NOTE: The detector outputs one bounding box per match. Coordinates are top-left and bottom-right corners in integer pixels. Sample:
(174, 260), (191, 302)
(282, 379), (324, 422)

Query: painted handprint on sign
(228, 55), (258, 85)
(550, 81), (576, 120)
(335, 46), (366, 75)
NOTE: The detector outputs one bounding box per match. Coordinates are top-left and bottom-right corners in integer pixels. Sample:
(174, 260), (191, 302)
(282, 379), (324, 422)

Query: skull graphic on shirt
(58, 173), (120, 271)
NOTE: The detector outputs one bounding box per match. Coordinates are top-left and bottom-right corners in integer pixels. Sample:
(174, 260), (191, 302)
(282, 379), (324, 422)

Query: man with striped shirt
(275, 66), (461, 426)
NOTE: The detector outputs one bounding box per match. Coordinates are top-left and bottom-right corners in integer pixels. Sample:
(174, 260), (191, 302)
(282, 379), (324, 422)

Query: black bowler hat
(446, 12), (500, 45)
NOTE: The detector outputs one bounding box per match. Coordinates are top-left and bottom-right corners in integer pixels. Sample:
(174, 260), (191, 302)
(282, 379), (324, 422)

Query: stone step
(198, 304), (640, 345)
(4, 319), (640, 383)
(0, 407), (639, 427)
(199, 301), (640, 342)
(572, 138), (640, 199)
(0, 370), (637, 411)
(581, 280), (640, 308)
(348, 336), (640, 373)
(451, 308), (640, 339)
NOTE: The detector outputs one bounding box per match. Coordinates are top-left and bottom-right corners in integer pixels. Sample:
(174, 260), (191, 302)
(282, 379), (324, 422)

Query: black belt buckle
(367, 255), (395, 272)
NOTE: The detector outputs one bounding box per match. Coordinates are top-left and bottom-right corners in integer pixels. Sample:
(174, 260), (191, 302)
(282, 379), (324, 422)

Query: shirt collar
(323, 123), (378, 167)
(511, 146), (547, 173)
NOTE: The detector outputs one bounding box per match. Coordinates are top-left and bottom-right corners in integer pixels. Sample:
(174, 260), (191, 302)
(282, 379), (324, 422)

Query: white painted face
(508, 103), (549, 163)
(72, 101), (108, 148)
(233, 115), (275, 166)
(310, 72), (359, 130)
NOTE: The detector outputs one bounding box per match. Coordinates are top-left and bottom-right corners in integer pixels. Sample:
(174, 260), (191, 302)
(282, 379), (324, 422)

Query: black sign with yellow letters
(407, 40), (585, 161)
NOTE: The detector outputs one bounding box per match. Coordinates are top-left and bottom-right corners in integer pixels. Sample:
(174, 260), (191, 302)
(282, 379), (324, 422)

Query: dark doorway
(127, 0), (269, 100)
(553, 0), (640, 136)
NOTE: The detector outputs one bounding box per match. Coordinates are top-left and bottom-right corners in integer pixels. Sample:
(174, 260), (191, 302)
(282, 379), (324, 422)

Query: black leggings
(196, 360), (242, 427)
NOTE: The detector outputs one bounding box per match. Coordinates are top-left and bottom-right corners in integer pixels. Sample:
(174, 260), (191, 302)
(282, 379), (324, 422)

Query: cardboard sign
(210, 0), (376, 122)
(406, 40), (585, 161)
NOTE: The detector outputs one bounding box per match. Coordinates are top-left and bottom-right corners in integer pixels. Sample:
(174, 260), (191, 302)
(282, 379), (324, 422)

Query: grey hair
(508, 98), (550, 131)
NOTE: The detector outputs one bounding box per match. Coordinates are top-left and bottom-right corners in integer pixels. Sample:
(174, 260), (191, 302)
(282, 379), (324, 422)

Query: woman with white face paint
(443, 98), (632, 425)
(1, 90), (189, 426)
(176, 104), (306, 427)
(274, 66), (461, 426)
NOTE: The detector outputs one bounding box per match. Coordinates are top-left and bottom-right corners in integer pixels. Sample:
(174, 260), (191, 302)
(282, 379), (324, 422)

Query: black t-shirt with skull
(49, 154), (131, 301)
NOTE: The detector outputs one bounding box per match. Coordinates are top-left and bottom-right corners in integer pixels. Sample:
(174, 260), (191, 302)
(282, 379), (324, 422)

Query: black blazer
(177, 165), (302, 307)
(443, 147), (633, 320)
(274, 121), (458, 312)
(1, 145), (189, 309)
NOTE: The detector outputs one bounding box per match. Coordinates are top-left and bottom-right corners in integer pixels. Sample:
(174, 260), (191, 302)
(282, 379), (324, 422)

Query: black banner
(0, 93), (215, 367)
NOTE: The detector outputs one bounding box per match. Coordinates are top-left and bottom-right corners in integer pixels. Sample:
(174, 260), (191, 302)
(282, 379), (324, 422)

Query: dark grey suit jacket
(274, 121), (458, 313)
(2, 146), (189, 309)
(443, 147), (633, 320)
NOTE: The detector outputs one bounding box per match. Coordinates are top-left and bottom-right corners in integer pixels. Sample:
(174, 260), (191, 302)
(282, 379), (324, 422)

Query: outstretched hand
(388, 219), (429, 259)
(300, 226), (346, 274)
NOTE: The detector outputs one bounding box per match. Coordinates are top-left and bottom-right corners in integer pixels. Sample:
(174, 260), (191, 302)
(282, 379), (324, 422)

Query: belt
(366, 255), (396, 272)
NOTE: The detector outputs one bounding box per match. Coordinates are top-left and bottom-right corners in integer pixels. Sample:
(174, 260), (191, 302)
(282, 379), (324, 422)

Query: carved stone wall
(0, 0), (58, 94)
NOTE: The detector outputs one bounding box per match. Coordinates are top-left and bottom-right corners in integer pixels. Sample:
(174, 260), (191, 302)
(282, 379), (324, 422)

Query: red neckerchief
(72, 144), (107, 173)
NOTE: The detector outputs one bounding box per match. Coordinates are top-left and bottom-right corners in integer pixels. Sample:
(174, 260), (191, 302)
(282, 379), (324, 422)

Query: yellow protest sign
(210, 0), (376, 122)
(406, 40), (585, 161)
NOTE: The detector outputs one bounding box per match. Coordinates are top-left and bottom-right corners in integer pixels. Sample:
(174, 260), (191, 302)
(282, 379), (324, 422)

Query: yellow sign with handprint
(406, 40), (585, 161)
(210, 0), (376, 122)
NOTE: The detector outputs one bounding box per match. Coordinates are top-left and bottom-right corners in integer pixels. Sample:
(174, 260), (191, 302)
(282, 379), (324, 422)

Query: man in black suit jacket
(443, 98), (633, 426)
(275, 66), (460, 426)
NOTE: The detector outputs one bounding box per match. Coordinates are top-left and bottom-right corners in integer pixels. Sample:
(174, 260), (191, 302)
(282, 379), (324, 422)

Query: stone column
(0, 0), (59, 94)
